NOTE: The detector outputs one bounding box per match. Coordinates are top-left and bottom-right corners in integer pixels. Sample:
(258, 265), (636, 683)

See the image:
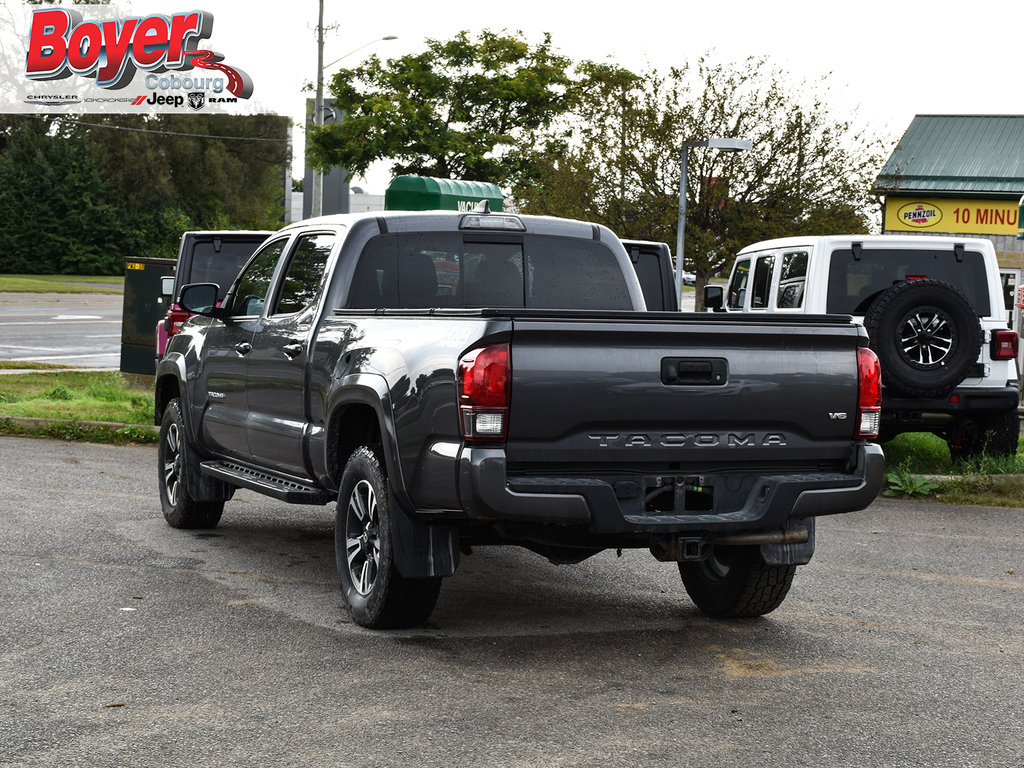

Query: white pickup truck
(709, 234), (1020, 459)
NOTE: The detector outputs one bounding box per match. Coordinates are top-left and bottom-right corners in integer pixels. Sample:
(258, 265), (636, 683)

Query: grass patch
(0, 274), (124, 294)
(881, 431), (1024, 507)
(0, 361), (72, 370)
(0, 418), (156, 445)
(883, 431), (1024, 475)
(0, 371), (152, 427)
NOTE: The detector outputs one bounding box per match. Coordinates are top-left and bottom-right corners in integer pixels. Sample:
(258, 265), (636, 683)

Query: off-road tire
(679, 545), (796, 618)
(863, 279), (982, 397)
(335, 445), (441, 629)
(158, 398), (223, 529)
(948, 410), (1021, 461)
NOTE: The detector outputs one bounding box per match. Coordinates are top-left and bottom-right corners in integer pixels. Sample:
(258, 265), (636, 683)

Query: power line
(20, 113), (290, 143)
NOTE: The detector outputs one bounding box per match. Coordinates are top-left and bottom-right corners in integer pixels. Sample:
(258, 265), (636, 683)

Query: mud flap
(389, 490), (460, 578)
(186, 451), (235, 503)
(761, 518), (815, 565)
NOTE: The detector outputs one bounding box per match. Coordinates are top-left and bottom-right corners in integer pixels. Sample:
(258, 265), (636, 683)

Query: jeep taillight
(991, 329), (1019, 360)
(165, 308), (190, 337)
(458, 344), (510, 441)
(856, 346), (882, 440)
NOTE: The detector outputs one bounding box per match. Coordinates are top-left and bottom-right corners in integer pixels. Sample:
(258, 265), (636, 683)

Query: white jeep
(709, 235), (1021, 458)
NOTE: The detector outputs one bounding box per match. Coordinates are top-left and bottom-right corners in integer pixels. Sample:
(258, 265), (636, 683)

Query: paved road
(0, 293), (123, 368)
(1, 436), (1022, 767)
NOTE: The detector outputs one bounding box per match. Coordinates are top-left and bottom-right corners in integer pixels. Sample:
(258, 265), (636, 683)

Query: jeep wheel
(863, 279), (982, 397)
(948, 411), (1021, 461)
(679, 546), (795, 618)
(335, 446), (441, 629)
(158, 398), (223, 529)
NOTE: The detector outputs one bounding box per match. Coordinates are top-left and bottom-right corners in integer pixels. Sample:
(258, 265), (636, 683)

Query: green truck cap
(385, 175), (503, 212)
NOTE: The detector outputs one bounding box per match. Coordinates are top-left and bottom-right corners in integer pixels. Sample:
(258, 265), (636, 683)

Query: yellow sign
(126, 262), (145, 270)
(885, 197), (1020, 235)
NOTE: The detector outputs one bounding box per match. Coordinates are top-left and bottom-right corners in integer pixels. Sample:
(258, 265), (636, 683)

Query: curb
(1, 416), (158, 436)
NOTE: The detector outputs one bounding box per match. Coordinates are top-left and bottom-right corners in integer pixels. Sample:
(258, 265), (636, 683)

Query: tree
(0, 114), (290, 274)
(515, 56), (887, 307)
(307, 30), (573, 186)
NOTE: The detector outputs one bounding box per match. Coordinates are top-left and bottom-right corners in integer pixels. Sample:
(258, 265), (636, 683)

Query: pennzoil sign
(886, 197), (1020, 235)
(897, 202), (942, 228)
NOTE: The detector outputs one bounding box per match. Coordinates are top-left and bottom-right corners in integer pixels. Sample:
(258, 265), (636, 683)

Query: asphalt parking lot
(0, 292), (123, 369)
(2, 435), (1022, 767)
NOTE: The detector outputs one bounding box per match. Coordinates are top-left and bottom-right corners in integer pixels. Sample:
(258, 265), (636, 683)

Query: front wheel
(335, 446), (441, 629)
(679, 546), (795, 618)
(158, 398), (223, 529)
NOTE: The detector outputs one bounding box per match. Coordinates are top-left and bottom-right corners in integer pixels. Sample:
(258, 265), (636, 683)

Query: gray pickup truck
(155, 208), (884, 628)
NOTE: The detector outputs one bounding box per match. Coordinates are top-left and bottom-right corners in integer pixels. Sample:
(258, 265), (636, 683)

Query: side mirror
(704, 285), (725, 312)
(161, 275), (176, 297)
(178, 283), (221, 316)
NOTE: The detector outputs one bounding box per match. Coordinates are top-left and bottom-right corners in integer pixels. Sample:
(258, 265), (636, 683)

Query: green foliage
(884, 431), (1024, 475)
(883, 471), (939, 498)
(308, 30), (573, 185)
(0, 114), (289, 275)
(43, 384), (73, 401)
(513, 55), (887, 306)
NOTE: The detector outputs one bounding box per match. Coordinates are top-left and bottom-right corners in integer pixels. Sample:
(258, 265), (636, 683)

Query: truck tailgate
(506, 313), (866, 468)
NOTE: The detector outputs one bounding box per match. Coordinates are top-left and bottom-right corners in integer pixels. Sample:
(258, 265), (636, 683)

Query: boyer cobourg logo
(24, 8), (253, 108)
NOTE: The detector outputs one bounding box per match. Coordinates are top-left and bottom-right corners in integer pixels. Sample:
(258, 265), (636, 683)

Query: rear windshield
(185, 240), (266, 301)
(826, 247), (991, 315)
(347, 233), (633, 310)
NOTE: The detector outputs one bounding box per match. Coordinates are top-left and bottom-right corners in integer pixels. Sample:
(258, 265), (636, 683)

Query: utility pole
(311, 0), (325, 217)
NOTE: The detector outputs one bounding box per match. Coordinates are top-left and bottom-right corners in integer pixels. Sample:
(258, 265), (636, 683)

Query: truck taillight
(991, 329), (1019, 360)
(458, 343), (510, 441)
(856, 346), (882, 440)
(165, 308), (190, 337)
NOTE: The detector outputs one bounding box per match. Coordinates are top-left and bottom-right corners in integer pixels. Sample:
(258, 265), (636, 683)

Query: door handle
(282, 343), (303, 359)
(234, 342), (252, 356)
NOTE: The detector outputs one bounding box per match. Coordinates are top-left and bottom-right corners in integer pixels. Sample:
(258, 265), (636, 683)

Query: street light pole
(675, 137), (753, 299)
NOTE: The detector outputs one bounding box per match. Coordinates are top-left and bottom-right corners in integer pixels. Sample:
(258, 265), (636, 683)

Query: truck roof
(737, 233), (997, 255)
(280, 209), (614, 241)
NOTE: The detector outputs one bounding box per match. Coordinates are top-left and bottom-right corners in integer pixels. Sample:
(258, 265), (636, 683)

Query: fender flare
(324, 372), (412, 510)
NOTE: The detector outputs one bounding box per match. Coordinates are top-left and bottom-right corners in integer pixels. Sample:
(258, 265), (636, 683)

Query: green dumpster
(385, 175), (503, 212)
(119, 256), (176, 375)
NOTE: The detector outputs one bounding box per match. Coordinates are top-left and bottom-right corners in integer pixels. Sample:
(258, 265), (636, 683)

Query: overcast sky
(3, 0), (1020, 192)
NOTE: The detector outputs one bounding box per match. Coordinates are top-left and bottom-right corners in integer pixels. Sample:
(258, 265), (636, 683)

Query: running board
(200, 460), (333, 504)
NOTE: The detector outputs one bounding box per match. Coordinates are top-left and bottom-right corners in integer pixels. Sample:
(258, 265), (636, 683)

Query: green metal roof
(873, 115), (1024, 198)
(384, 175), (504, 212)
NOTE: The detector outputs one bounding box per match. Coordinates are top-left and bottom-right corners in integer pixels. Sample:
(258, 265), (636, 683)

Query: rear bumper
(457, 442), (884, 535)
(883, 386), (1019, 419)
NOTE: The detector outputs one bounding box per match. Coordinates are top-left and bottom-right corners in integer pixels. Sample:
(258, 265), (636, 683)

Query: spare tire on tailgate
(863, 279), (982, 397)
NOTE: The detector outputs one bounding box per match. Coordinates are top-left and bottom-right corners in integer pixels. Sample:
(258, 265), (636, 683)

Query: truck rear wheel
(335, 446), (441, 629)
(679, 545), (795, 618)
(158, 398), (223, 529)
(948, 410), (1021, 461)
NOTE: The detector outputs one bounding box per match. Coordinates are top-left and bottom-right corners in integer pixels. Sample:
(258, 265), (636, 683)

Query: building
(873, 115), (1024, 325)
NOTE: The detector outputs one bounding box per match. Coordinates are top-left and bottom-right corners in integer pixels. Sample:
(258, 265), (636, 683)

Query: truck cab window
(750, 255), (775, 309)
(776, 251), (808, 309)
(228, 239), (287, 317)
(271, 234), (334, 316)
(728, 259), (750, 309)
